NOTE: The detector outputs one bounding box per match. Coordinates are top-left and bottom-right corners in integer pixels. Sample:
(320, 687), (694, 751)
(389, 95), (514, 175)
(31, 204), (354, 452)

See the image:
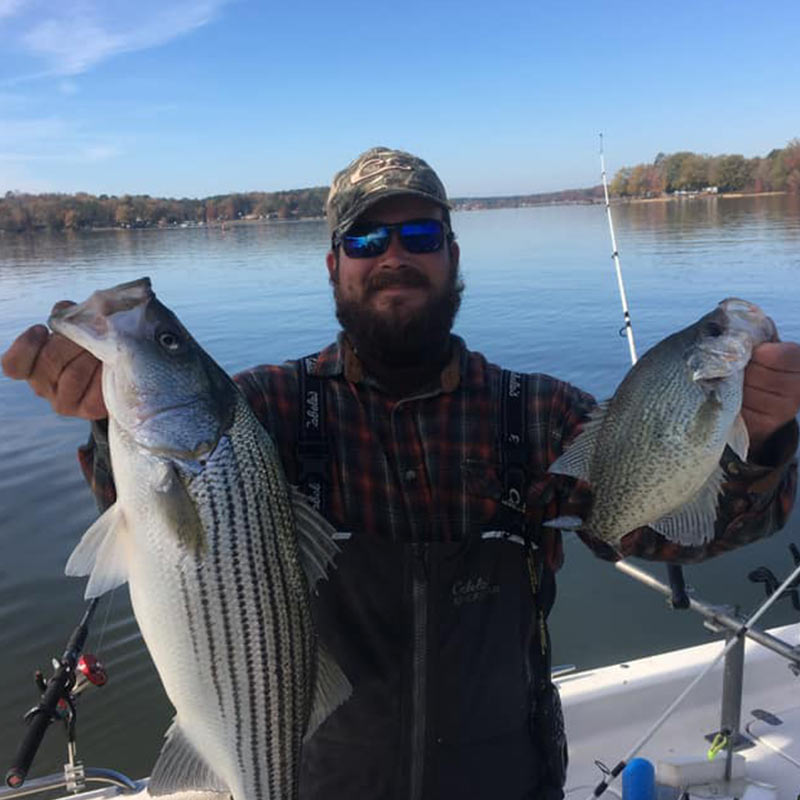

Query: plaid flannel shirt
(79, 334), (798, 569)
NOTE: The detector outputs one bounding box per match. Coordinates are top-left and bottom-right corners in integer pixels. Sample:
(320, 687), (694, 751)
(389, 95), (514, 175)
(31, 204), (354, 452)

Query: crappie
(547, 298), (776, 548)
(49, 278), (351, 800)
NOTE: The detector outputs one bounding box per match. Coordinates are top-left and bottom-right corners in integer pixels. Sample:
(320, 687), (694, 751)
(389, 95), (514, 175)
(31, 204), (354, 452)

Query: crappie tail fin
(148, 718), (229, 797)
(65, 503), (130, 598)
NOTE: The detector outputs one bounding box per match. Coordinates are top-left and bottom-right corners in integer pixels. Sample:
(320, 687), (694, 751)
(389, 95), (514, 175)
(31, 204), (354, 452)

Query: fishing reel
(32, 653), (108, 704)
(6, 601), (107, 793)
(17, 653), (110, 792)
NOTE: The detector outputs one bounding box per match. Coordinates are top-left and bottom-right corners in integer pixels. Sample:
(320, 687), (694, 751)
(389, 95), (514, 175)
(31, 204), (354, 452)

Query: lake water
(1, 194), (799, 782)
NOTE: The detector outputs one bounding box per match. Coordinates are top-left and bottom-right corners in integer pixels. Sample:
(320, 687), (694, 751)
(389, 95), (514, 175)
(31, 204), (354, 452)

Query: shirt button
(404, 469), (417, 483)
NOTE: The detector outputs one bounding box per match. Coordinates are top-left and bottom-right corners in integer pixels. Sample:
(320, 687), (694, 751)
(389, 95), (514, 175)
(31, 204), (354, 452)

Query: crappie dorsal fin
(65, 504), (129, 598)
(148, 718), (229, 796)
(153, 461), (206, 555)
(728, 413), (750, 461)
(291, 487), (339, 590)
(304, 643), (353, 742)
(548, 400), (610, 481)
(649, 463), (725, 546)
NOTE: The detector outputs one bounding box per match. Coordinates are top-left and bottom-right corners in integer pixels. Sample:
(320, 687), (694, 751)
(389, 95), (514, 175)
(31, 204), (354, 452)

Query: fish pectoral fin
(153, 462), (207, 555)
(148, 718), (229, 797)
(649, 464), (725, 546)
(305, 643), (353, 742)
(547, 400), (610, 481)
(65, 503), (130, 599)
(291, 486), (339, 590)
(727, 413), (750, 461)
(542, 515), (583, 531)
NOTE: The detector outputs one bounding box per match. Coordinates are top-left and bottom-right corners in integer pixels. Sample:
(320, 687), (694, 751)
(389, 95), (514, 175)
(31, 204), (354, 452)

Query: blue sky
(1, 0), (798, 198)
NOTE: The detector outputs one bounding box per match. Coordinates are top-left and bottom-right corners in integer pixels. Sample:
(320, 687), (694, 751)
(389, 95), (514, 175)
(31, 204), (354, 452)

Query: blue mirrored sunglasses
(334, 218), (449, 258)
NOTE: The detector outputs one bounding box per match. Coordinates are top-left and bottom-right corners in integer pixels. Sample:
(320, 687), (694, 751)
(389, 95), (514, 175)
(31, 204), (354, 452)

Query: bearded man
(3, 147), (800, 800)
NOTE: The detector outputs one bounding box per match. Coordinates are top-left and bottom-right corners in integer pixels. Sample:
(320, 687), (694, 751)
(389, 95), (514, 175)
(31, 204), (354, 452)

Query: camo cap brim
(327, 147), (450, 239)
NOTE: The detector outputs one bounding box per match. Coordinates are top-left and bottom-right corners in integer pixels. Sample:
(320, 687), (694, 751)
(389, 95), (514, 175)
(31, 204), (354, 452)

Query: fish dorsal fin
(65, 504), (129, 599)
(728, 413), (750, 461)
(649, 464), (725, 546)
(291, 487), (339, 590)
(148, 718), (229, 796)
(548, 400), (610, 481)
(304, 643), (353, 742)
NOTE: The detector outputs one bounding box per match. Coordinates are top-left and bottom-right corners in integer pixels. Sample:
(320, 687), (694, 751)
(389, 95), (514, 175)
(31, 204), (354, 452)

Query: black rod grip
(5, 599), (98, 788)
(5, 668), (68, 788)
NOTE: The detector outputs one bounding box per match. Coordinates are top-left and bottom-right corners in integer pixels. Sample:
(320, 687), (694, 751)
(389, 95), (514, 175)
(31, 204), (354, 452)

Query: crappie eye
(157, 330), (182, 352)
(704, 321), (724, 338)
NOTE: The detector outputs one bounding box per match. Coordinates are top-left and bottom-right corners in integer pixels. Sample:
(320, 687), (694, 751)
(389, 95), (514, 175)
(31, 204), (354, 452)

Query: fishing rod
(599, 133), (637, 365)
(598, 133), (690, 610)
(583, 557), (800, 799)
(5, 598), (107, 790)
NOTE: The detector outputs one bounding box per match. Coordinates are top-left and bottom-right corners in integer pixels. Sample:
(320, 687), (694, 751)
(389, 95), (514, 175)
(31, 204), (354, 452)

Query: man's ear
(326, 249), (337, 282)
(449, 240), (460, 270)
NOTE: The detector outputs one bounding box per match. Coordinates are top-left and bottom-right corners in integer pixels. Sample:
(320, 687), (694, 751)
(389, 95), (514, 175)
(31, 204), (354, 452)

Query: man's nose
(379, 230), (409, 264)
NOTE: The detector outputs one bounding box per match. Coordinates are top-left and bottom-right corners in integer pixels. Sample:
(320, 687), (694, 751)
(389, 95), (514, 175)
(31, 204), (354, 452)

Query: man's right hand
(1, 301), (107, 420)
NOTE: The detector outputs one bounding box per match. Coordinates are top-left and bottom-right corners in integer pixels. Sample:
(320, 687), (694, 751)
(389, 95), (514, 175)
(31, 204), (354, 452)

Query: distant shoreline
(618, 190), (788, 205)
(0, 190), (792, 236)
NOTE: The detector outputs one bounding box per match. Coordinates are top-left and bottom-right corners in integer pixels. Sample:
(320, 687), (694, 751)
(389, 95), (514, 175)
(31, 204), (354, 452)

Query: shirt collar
(312, 332), (466, 395)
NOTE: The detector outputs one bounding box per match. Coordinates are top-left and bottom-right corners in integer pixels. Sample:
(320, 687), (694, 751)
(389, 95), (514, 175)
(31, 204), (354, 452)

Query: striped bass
(49, 277), (351, 800)
(546, 298), (777, 549)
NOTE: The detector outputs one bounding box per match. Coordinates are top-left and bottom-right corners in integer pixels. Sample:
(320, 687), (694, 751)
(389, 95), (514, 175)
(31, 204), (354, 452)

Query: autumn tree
(710, 155), (751, 192)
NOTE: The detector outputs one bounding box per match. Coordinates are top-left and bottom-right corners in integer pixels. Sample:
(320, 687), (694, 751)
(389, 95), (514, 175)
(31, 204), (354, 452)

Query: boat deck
(559, 622), (800, 798)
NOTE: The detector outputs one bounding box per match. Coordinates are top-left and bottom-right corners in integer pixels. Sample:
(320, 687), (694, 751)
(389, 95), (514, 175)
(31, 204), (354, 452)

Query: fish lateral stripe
(221, 460), (261, 797)
(253, 443), (303, 793)
(208, 473), (245, 778)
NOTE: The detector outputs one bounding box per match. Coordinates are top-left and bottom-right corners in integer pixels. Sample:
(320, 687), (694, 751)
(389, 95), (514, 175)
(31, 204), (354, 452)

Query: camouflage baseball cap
(327, 146), (450, 239)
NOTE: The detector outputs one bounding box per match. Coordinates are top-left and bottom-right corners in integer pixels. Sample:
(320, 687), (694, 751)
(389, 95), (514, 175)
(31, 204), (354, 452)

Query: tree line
(2, 139), (798, 233)
(610, 139), (800, 197)
(0, 187), (329, 234)
(452, 186), (604, 210)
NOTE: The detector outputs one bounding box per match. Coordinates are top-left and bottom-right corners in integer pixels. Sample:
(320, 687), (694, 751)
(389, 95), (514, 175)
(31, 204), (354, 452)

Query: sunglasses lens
(342, 227), (390, 258)
(339, 219), (446, 257)
(400, 219), (444, 253)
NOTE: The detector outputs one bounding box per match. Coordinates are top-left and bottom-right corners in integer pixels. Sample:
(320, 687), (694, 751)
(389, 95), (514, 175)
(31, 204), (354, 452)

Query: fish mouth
(49, 277), (153, 358)
(718, 297), (777, 343)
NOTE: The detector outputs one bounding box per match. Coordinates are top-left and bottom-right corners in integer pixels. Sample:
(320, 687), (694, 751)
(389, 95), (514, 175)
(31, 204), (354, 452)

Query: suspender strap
(498, 370), (528, 539)
(297, 354), (328, 515)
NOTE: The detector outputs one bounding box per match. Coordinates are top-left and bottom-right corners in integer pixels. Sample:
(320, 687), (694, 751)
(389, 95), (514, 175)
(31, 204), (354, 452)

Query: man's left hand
(742, 340), (800, 458)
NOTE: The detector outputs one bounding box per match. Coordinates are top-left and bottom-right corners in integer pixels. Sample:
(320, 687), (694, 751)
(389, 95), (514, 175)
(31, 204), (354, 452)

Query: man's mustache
(366, 268), (430, 296)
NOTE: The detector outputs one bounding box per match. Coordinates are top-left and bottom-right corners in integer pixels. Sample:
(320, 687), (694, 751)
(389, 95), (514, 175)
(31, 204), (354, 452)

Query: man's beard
(333, 264), (464, 367)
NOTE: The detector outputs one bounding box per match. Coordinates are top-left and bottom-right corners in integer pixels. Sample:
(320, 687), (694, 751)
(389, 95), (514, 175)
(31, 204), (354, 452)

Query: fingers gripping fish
(50, 278), (351, 800)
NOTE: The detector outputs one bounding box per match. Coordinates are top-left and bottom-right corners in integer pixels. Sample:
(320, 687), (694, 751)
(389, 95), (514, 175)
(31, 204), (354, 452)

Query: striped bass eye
(157, 330), (182, 351)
